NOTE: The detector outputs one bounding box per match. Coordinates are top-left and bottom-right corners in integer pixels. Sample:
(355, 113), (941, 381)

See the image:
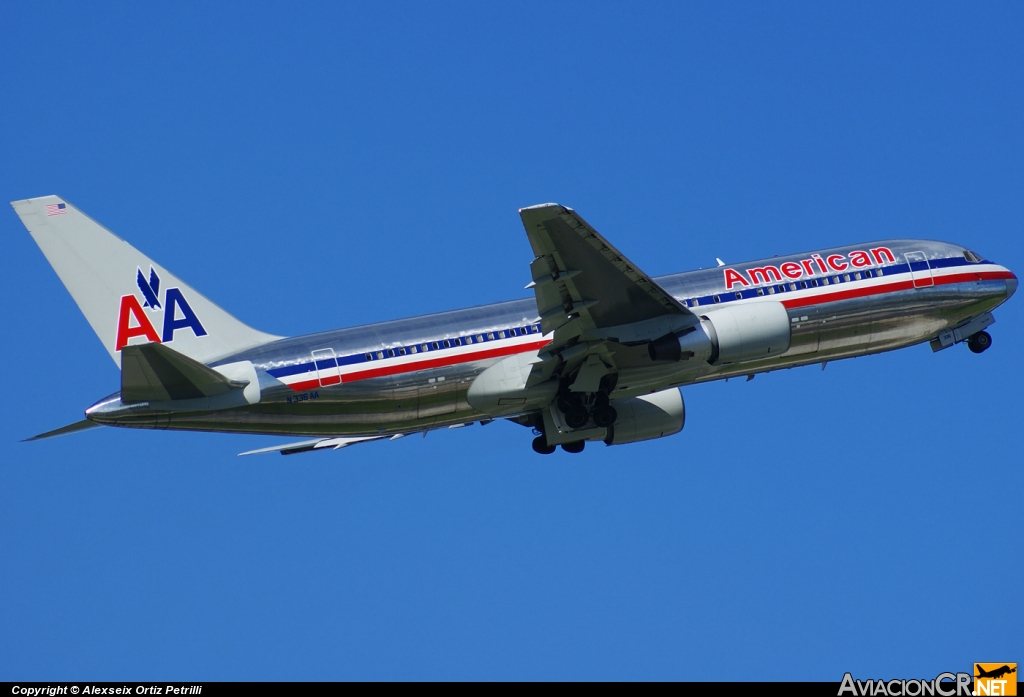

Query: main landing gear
(536, 431), (585, 454)
(532, 435), (556, 455)
(530, 387), (618, 455)
(968, 331), (992, 354)
(556, 391), (618, 430)
(528, 431), (585, 454)
(531, 434), (586, 455)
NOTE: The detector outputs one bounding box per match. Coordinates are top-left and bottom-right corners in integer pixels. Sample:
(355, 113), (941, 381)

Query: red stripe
(285, 338), (552, 391)
(342, 339), (551, 383)
(283, 268), (1014, 392)
(781, 270), (1013, 310)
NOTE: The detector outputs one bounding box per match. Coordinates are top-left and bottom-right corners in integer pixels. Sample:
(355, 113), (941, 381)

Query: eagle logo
(136, 266), (161, 309)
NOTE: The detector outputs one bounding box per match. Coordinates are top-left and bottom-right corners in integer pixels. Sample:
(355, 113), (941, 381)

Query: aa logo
(116, 266), (207, 350)
(975, 664), (1017, 696)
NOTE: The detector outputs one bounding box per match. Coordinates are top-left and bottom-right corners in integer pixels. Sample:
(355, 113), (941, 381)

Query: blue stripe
(269, 362), (315, 378)
(266, 254), (988, 381)
(267, 323), (544, 380)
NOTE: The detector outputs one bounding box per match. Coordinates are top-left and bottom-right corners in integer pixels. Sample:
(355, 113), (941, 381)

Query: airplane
(976, 665), (1016, 680)
(12, 195), (1016, 456)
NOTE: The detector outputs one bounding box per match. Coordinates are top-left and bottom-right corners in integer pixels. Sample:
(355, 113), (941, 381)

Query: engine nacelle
(648, 300), (791, 365)
(604, 388), (685, 445)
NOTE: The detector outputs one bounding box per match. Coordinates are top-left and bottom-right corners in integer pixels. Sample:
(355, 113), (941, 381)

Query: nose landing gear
(968, 331), (992, 354)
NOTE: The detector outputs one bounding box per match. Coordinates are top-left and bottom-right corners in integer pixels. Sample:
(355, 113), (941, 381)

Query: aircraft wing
(519, 204), (697, 389)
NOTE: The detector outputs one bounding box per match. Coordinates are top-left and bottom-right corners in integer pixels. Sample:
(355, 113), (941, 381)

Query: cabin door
(905, 251), (934, 288)
(312, 348), (341, 387)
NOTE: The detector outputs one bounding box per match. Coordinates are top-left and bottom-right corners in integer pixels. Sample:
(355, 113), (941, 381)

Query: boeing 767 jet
(12, 196), (1016, 455)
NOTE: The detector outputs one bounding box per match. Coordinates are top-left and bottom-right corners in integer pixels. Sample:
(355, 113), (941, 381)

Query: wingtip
(22, 418), (101, 442)
(518, 202), (562, 213)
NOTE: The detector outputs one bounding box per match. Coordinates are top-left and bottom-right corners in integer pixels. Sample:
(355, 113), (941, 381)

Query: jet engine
(603, 388), (685, 445)
(648, 300), (791, 365)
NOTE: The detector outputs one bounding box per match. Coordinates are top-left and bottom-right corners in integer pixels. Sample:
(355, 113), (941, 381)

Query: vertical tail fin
(12, 195), (282, 367)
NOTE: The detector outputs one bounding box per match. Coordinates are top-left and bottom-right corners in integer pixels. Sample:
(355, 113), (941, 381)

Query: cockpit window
(964, 250), (983, 263)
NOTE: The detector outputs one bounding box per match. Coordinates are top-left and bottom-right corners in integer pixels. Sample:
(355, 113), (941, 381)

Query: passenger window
(465, 336), (473, 344)
(799, 281), (807, 289)
(863, 269), (873, 278)
(854, 272), (862, 280)
(497, 331), (506, 339)
(789, 283), (797, 291)
(431, 342), (439, 350)
(713, 294), (721, 303)
(756, 288), (764, 296)
(365, 353), (372, 361)
(476, 334), (485, 342)
(693, 298), (700, 306)
(420, 344), (428, 352)
(876, 268), (883, 276)
(767, 287), (775, 295)
(844, 274), (851, 282)
(821, 277), (829, 285)
(486, 333), (493, 340)
(735, 291), (743, 300)
(387, 349), (395, 357)
(399, 348), (406, 356)
(442, 340), (451, 348)
(376, 351), (384, 359)
(410, 346), (418, 354)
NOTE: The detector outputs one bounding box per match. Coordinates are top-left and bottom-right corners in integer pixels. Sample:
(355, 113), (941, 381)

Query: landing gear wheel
(968, 331), (992, 354)
(532, 435), (556, 455)
(562, 441), (585, 454)
(557, 393), (583, 414)
(565, 407), (589, 429)
(592, 405), (618, 428)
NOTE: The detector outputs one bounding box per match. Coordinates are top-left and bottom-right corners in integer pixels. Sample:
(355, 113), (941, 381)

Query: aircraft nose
(1007, 274), (1018, 301)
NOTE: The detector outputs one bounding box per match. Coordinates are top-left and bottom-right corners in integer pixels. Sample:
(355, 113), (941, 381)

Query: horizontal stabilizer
(238, 435), (385, 456)
(23, 419), (102, 442)
(122, 342), (247, 402)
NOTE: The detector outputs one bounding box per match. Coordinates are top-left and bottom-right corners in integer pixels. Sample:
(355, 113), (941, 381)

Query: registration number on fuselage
(286, 391), (319, 404)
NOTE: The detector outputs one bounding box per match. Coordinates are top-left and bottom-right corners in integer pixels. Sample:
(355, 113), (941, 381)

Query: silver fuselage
(86, 239), (1016, 437)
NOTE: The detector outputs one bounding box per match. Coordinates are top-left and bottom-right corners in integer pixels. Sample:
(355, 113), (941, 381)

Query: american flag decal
(45, 203), (67, 216)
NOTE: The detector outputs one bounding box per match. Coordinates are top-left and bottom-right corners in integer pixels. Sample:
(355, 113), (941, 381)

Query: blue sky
(1, 2), (1021, 680)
